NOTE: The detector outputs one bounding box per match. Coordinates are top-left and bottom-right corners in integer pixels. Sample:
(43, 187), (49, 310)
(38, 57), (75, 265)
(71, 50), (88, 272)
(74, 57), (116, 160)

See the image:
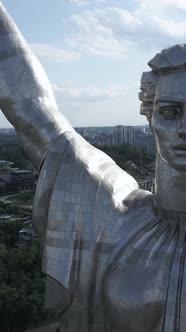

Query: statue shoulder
(33, 131), (139, 240)
(60, 131), (139, 204)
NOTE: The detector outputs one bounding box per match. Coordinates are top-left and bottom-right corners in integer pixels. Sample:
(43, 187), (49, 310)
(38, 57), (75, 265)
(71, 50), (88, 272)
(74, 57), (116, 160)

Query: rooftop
(11, 170), (31, 174)
(0, 160), (13, 166)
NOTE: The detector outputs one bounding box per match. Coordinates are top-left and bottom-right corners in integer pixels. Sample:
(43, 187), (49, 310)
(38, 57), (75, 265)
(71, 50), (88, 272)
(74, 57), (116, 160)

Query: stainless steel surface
(0, 2), (73, 169)
(1, 3), (186, 331)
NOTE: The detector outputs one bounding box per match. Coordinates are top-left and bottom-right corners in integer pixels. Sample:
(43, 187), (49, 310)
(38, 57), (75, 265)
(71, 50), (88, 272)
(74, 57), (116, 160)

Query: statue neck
(155, 153), (186, 222)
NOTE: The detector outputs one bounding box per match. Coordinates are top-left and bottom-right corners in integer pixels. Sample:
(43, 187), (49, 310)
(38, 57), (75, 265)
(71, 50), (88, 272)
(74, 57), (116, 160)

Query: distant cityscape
(0, 125), (155, 155)
(0, 125), (156, 196)
(76, 125), (155, 154)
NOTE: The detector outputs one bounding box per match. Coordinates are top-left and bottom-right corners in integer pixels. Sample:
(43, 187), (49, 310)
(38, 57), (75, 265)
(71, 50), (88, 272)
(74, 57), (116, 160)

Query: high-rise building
(123, 126), (136, 145)
(114, 125), (124, 145)
(11, 170), (35, 192)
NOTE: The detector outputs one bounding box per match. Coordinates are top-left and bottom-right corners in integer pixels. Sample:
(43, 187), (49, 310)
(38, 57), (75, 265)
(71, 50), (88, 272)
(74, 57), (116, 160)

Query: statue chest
(103, 221), (186, 332)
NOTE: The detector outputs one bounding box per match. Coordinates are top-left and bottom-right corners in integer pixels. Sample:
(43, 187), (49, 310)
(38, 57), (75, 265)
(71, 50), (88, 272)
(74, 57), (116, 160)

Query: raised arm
(0, 2), (73, 169)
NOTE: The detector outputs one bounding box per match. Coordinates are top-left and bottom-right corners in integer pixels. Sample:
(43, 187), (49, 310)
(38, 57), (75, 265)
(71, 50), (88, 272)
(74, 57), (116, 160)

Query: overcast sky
(1, 0), (186, 128)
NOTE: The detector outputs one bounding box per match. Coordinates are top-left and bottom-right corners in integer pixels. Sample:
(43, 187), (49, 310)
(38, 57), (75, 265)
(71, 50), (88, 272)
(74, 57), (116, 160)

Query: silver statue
(1, 2), (186, 331)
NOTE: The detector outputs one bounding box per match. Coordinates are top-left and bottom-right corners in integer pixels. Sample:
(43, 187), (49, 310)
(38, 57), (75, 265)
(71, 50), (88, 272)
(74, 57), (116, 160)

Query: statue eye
(160, 106), (180, 120)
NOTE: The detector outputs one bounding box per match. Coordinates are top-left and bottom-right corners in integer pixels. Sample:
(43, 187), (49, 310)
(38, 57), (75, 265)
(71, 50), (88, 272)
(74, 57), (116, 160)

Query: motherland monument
(1, 2), (186, 331)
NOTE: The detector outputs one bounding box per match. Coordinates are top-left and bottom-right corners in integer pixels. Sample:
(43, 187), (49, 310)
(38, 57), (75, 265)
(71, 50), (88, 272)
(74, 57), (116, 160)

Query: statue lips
(173, 144), (186, 156)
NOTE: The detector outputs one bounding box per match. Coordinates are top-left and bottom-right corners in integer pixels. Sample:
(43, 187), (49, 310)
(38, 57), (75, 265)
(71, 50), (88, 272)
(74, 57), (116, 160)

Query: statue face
(152, 71), (186, 171)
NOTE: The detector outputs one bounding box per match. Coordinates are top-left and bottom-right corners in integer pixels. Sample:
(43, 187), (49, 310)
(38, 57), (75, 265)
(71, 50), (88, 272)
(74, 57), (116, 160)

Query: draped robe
(33, 131), (186, 332)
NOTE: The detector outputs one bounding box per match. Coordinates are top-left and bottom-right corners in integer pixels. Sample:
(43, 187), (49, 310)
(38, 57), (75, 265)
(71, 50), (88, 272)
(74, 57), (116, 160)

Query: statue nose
(178, 108), (186, 139)
(178, 122), (186, 139)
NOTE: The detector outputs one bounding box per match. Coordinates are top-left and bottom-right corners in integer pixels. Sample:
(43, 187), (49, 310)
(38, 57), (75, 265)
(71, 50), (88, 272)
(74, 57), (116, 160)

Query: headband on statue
(148, 44), (186, 73)
(139, 44), (186, 121)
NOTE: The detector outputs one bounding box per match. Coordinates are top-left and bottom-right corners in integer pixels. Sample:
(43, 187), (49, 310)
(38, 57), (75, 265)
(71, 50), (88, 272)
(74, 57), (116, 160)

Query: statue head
(139, 44), (186, 171)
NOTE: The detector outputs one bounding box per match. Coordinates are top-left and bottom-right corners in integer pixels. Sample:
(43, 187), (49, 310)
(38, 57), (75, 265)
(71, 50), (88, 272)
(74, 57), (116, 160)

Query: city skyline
(1, 0), (186, 127)
(0, 124), (154, 154)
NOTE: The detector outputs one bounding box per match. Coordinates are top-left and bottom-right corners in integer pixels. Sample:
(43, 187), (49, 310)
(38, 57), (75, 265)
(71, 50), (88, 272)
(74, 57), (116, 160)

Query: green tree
(0, 225), (46, 331)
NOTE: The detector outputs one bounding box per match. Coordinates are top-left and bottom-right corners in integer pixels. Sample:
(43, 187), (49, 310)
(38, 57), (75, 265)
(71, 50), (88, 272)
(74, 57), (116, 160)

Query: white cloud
(30, 43), (81, 63)
(69, 0), (108, 6)
(150, 16), (186, 39)
(65, 7), (140, 58)
(53, 83), (127, 102)
(54, 85), (143, 127)
(135, 0), (186, 11)
(64, 3), (186, 59)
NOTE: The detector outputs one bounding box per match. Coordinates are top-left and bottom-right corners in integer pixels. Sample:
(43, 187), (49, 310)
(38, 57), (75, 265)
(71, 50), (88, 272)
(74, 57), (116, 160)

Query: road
(0, 192), (23, 203)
